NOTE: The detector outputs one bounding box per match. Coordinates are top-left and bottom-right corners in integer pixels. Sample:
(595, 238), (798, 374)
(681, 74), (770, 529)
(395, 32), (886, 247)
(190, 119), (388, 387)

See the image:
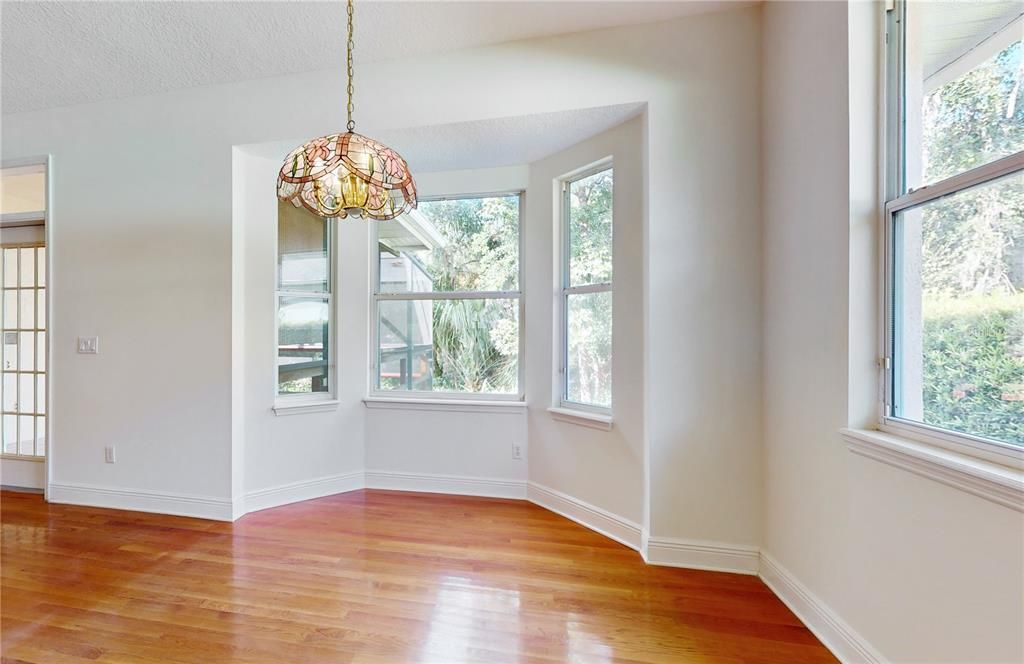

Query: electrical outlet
(104, 446), (116, 463)
(78, 336), (99, 354)
(512, 443), (522, 460)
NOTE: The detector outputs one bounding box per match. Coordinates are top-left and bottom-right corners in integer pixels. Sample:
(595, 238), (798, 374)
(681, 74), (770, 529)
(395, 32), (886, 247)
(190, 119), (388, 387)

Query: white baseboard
(527, 482), (642, 551)
(644, 535), (760, 574)
(48, 482), (234, 521)
(365, 470), (527, 499)
(759, 552), (882, 664)
(243, 471), (364, 515)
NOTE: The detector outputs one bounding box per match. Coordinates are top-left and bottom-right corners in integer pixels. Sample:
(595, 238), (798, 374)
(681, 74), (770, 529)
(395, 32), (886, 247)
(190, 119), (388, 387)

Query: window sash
(883, 161), (1024, 455)
(275, 220), (334, 402)
(369, 192), (525, 400)
(560, 163), (613, 413)
(882, 0), (1024, 454)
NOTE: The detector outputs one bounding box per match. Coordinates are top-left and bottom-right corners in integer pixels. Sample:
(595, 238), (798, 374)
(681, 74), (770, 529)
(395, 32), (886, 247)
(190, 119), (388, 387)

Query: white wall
(4, 98), (236, 516)
(761, 2), (1024, 662)
(526, 115), (645, 529)
(2, 6), (764, 545)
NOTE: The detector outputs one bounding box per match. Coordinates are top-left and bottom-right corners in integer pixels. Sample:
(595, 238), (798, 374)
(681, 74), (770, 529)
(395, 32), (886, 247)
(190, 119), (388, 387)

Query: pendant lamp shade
(276, 0), (416, 222)
(277, 131), (417, 221)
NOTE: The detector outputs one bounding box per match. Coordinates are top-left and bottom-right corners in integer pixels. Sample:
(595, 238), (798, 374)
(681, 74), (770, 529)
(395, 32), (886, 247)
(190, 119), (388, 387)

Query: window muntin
(561, 166), (613, 411)
(277, 202), (332, 397)
(886, 1), (1024, 450)
(372, 193), (523, 397)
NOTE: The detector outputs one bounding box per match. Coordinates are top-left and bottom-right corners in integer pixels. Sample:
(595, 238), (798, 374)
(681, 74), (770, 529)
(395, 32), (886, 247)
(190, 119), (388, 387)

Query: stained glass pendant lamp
(277, 0), (416, 221)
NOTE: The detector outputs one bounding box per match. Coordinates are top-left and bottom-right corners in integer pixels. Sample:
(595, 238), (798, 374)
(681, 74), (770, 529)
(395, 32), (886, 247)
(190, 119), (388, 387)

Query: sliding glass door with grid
(2, 243), (47, 458)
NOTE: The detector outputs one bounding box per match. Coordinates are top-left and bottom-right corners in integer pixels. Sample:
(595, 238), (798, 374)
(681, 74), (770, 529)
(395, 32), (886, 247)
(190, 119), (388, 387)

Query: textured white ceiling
(243, 103), (645, 173)
(1, 0), (748, 115)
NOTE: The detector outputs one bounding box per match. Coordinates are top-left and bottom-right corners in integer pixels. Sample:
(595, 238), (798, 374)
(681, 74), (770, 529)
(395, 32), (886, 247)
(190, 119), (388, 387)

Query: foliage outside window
(373, 194), (521, 396)
(887, 2), (1023, 447)
(277, 202), (332, 397)
(562, 166), (613, 410)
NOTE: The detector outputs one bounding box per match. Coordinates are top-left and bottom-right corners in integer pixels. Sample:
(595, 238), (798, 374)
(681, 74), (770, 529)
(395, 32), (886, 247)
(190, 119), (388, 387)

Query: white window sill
(273, 399), (340, 416)
(841, 428), (1024, 512)
(547, 407), (613, 431)
(363, 397), (526, 415)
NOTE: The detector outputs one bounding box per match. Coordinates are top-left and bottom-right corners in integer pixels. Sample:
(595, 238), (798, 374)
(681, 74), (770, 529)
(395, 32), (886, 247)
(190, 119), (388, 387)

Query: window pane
(566, 290), (612, 408)
(893, 170), (1024, 444)
(278, 201), (328, 293)
(36, 374), (45, 415)
(18, 373), (33, 414)
(2, 373), (14, 411)
(378, 195), (519, 293)
(3, 414), (16, 454)
(278, 296), (329, 394)
(2, 291), (15, 329)
(36, 331), (45, 372)
(37, 289), (46, 329)
(2, 335), (15, 371)
(905, 4), (1023, 190)
(36, 372), (45, 413)
(18, 248), (34, 287)
(35, 416), (45, 456)
(18, 332), (32, 371)
(19, 290), (33, 329)
(2, 249), (16, 288)
(18, 415), (33, 455)
(569, 168), (613, 287)
(377, 298), (518, 394)
(37, 248), (46, 287)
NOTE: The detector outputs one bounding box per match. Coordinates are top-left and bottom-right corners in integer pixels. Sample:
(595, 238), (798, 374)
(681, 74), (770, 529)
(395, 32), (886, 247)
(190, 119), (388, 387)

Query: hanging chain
(346, 0), (355, 132)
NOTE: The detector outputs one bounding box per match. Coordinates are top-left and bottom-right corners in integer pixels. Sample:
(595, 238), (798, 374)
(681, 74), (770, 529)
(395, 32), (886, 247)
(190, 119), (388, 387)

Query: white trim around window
(273, 212), (337, 412)
(557, 159), (614, 420)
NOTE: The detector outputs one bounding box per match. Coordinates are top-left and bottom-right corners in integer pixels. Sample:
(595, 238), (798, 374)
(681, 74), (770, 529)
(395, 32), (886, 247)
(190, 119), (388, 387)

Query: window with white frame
(885, 1), (1023, 448)
(372, 193), (522, 397)
(560, 165), (613, 411)
(277, 201), (333, 398)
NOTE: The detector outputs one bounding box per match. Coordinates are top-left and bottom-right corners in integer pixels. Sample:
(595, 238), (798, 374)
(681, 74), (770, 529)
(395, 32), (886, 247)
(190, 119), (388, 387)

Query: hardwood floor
(1, 489), (835, 663)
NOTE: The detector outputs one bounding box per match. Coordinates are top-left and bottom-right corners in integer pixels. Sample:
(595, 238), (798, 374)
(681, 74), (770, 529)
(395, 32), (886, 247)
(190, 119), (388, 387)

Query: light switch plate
(77, 336), (99, 354)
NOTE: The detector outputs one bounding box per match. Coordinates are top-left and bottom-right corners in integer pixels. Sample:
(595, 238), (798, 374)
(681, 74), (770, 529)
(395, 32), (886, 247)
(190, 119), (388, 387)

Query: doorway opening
(1, 161), (48, 491)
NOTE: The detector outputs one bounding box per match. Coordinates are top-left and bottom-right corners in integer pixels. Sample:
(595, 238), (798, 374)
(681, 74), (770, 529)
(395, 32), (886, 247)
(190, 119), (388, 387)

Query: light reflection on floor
(420, 575), (523, 662)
